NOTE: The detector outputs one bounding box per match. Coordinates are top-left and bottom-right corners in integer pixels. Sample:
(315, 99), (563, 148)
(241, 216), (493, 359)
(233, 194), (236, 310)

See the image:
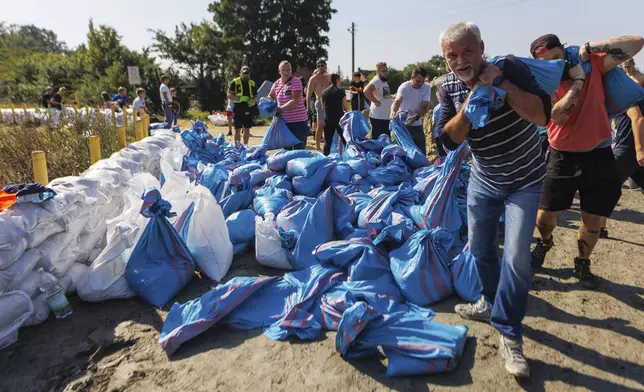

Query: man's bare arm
(444, 97), (473, 145)
(418, 101), (431, 118)
(579, 36), (644, 71)
(627, 105), (644, 166)
(498, 80), (548, 126)
(306, 78), (315, 108)
(364, 83), (379, 106)
(390, 95), (403, 118)
(551, 80), (584, 124)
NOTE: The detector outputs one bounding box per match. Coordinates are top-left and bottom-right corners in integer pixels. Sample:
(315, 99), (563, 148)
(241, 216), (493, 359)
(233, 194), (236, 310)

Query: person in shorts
(227, 66), (257, 144)
(226, 98), (234, 136)
(306, 59), (331, 150)
(530, 33), (644, 288)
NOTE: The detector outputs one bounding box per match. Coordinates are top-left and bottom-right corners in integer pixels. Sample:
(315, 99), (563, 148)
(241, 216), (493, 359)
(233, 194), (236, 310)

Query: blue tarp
(465, 85), (506, 129)
(261, 115), (301, 150)
(389, 113), (431, 169)
(125, 189), (195, 308)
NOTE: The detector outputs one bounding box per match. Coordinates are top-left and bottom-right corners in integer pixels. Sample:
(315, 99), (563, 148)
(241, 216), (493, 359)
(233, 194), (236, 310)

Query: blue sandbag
(262, 174), (293, 193)
(125, 189), (195, 308)
(250, 167), (275, 188)
(219, 191), (253, 218)
(414, 170), (440, 203)
(381, 144), (406, 165)
(258, 96), (278, 117)
(565, 46), (644, 116)
(266, 149), (317, 172)
(465, 85), (506, 129)
(358, 183), (418, 236)
(226, 209), (257, 244)
(348, 174), (372, 194)
(291, 187), (356, 270)
(292, 161), (334, 197)
(326, 162), (354, 185)
(233, 242), (250, 256)
(254, 195), (290, 217)
(368, 156), (412, 186)
(286, 155), (329, 177)
(340, 111), (370, 143)
(493, 56), (565, 96)
(450, 246), (483, 303)
(261, 116), (303, 150)
(276, 198), (315, 249)
(389, 113), (431, 169)
(389, 228), (455, 306)
(314, 238), (391, 282)
(232, 163), (263, 177)
(346, 191), (373, 217)
(372, 212), (418, 250)
(198, 164), (229, 202)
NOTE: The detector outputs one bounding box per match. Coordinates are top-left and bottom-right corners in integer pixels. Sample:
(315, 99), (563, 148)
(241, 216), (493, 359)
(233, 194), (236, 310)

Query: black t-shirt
(42, 92), (52, 108)
(614, 99), (644, 156)
(50, 93), (62, 110)
(322, 86), (346, 122)
(350, 81), (365, 110)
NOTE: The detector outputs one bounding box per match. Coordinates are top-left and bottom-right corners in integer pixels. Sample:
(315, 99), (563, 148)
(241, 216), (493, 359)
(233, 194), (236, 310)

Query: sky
(2, 0), (644, 78)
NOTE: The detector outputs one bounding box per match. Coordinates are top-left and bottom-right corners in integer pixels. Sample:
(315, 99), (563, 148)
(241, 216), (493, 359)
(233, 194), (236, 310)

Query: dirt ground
(1, 121), (643, 392)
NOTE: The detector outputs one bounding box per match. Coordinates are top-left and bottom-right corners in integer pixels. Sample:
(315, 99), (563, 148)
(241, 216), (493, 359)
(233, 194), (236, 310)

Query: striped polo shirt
(437, 55), (551, 192)
(270, 77), (309, 124)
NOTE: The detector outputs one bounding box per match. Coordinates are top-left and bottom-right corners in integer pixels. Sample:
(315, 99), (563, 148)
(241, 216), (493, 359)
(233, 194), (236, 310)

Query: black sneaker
(531, 238), (554, 269)
(573, 258), (599, 289)
(599, 228), (609, 239)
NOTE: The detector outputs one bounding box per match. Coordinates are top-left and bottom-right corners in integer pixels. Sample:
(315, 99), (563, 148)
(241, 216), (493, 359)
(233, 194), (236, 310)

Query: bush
(0, 115), (135, 184)
(186, 108), (210, 121)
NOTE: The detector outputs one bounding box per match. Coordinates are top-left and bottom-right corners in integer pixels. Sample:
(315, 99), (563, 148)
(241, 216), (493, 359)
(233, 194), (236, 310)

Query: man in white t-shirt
(364, 61), (393, 139)
(159, 75), (172, 124)
(391, 67), (431, 154)
(132, 88), (151, 117)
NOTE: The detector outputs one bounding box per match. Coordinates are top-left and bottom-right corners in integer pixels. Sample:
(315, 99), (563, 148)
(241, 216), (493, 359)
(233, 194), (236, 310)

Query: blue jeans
(467, 174), (542, 339)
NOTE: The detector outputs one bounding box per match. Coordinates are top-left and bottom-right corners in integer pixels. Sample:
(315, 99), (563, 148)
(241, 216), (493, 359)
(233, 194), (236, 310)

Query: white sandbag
(40, 191), (89, 218)
(22, 292), (49, 327)
(0, 238), (28, 270)
(26, 220), (64, 248)
(0, 203), (57, 233)
(160, 160), (191, 197)
(0, 216), (26, 249)
(76, 221), (108, 263)
(36, 229), (83, 273)
(255, 214), (292, 270)
(83, 168), (126, 188)
(82, 204), (111, 234)
(116, 148), (150, 166)
(56, 205), (91, 234)
(91, 157), (141, 176)
(177, 185), (233, 281)
(76, 223), (141, 303)
(17, 270), (43, 298)
(88, 248), (103, 264)
(48, 176), (112, 203)
(127, 173), (161, 195)
(63, 263), (89, 295)
(0, 291), (33, 349)
(0, 249), (43, 294)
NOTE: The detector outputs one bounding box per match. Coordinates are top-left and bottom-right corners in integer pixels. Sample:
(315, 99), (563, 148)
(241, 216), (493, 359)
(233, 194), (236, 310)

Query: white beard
(455, 69), (475, 82)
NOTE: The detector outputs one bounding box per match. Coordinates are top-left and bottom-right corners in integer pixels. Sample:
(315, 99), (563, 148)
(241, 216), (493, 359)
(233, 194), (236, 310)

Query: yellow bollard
(111, 106), (117, 126)
(134, 116), (143, 141)
(89, 135), (101, 164)
(141, 113), (150, 138)
(32, 151), (49, 185)
(118, 127), (127, 148)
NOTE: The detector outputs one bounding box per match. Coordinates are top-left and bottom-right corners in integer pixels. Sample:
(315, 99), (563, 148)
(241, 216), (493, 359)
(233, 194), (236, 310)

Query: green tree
(152, 22), (226, 111)
(0, 23), (68, 54)
(209, 0), (336, 84)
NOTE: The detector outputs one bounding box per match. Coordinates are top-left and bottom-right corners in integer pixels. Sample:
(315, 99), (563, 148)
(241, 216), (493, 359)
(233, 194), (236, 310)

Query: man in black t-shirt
(321, 73), (349, 155)
(349, 72), (366, 111)
(50, 87), (67, 110)
(42, 86), (53, 108)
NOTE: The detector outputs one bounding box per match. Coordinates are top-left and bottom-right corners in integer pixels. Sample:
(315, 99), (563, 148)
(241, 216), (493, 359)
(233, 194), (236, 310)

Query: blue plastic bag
(261, 116), (301, 150)
(389, 228), (455, 306)
(389, 113), (431, 169)
(198, 164), (229, 202)
(226, 209), (257, 244)
(266, 149), (317, 172)
(254, 195), (291, 217)
(450, 246), (483, 303)
(314, 238), (392, 282)
(325, 162), (353, 185)
(276, 198), (315, 249)
(493, 56), (565, 96)
(286, 155), (328, 177)
(249, 167), (275, 188)
(258, 96), (278, 117)
(291, 161), (334, 197)
(358, 183), (418, 236)
(125, 189), (195, 308)
(465, 85), (506, 129)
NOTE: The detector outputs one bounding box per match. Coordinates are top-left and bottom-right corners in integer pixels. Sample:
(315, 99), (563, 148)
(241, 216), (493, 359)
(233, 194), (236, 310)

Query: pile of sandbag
(0, 129), (177, 350)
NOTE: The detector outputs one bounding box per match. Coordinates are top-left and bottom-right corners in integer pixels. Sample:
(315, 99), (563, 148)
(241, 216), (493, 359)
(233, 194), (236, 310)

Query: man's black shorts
(540, 146), (622, 217)
(233, 104), (253, 129)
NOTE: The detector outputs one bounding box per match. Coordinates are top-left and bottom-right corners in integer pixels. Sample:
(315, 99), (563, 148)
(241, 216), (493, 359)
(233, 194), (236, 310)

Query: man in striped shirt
(437, 22), (551, 378)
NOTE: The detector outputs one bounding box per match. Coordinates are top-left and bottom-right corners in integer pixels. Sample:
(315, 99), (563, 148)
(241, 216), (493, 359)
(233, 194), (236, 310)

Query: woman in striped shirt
(270, 61), (311, 149)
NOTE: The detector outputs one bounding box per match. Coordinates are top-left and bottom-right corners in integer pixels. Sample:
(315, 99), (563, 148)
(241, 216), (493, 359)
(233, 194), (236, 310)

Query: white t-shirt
(160, 84), (172, 103)
(396, 81), (430, 126)
(226, 99), (233, 111)
(368, 76), (393, 120)
(132, 97), (146, 113)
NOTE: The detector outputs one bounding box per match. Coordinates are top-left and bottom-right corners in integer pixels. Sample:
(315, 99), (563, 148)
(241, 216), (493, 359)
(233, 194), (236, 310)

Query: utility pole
(347, 22), (356, 73)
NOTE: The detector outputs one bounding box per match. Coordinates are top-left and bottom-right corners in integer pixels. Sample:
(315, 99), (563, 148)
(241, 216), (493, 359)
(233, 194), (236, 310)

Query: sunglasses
(317, 64), (326, 68)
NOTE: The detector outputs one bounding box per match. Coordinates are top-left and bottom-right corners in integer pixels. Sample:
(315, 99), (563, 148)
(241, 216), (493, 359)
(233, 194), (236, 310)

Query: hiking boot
(455, 296), (492, 322)
(531, 238), (554, 269)
(573, 258), (599, 289)
(500, 335), (530, 378)
(599, 228), (609, 239)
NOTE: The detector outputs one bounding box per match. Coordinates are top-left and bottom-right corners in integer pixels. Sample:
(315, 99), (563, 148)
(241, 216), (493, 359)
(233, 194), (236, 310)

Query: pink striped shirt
(271, 77), (308, 123)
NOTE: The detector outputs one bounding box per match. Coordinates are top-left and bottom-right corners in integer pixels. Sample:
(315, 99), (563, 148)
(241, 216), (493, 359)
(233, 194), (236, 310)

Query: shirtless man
(622, 58), (644, 86)
(307, 58), (331, 151)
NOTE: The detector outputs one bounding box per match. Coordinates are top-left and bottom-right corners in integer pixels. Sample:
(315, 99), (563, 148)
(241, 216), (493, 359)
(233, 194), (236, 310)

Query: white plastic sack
(91, 157), (141, 176)
(76, 221), (108, 263)
(255, 214), (292, 270)
(160, 160), (192, 197)
(22, 272), (59, 327)
(48, 176), (112, 204)
(177, 185), (233, 281)
(36, 228), (83, 274)
(40, 191), (89, 218)
(0, 249), (43, 294)
(208, 113), (228, 126)
(127, 173), (161, 195)
(76, 223), (141, 303)
(0, 217), (26, 249)
(64, 263), (89, 295)
(26, 220), (64, 248)
(83, 168), (126, 188)
(0, 238), (28, 270)
(17, 270), (43, 298)
(1, 203), (57, 233)
(0, 291), (33, 350)
(88, 248), (103, 264)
